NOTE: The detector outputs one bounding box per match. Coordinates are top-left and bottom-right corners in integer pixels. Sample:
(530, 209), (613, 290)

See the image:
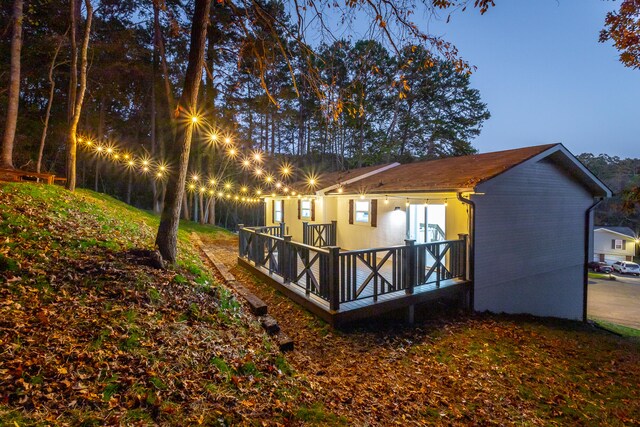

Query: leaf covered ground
(1, 182), (639, 426)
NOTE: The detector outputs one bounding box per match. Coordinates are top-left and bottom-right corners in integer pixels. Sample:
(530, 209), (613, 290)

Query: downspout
(457, 192), (475, 311)
(583, 197), (604, 322)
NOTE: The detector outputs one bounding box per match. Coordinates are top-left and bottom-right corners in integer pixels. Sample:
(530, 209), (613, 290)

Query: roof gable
(594, 226), (637, 239)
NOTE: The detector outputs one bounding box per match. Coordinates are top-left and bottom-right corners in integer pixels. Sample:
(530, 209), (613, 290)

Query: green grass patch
(294, 403), (348, 426)
(588, 272), (615, 280)
(591, 319), (640, 339)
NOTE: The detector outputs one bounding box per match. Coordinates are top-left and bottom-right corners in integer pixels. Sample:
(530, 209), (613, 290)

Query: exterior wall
(473, 158), (594, 320)
(265, 194), (470, 250)
(593, 230), (635, 263)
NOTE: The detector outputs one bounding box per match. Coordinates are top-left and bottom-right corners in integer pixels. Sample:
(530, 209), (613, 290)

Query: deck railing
(303, 221), (337, 247)
(239, 225), (467, 311)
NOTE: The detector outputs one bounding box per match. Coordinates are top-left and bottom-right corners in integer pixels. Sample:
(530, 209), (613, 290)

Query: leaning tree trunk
(66, 0), (93, 191)
(37, 38), (63, 173)
(1, 0), (24, 169)
(155, 0), (212, 263)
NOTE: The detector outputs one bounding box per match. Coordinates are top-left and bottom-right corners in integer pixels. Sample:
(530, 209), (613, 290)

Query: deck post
(330, 220), (337, 246)
(282, 235), (292, 283)
(404, 239), (416, 294)
(238, 225), (244, 257)
(279, 222), (285, 237)
(302, 222), (308, 245)
(458, 233), (469, 280)
(327, 246), (340, 311)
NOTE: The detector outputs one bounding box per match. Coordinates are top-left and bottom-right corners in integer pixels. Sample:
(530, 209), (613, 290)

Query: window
(355, 201), (370, 223)
(274, 200), (283, 222)
(301, 200), (312, 218)
(615, 239), (623, 249)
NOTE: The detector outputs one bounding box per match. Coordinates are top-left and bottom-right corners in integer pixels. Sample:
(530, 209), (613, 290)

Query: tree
(601, 0), (640, 69)
(155, 0), (212, 263)
(66, 0), (93, 191)
(1, 0), (23, 169)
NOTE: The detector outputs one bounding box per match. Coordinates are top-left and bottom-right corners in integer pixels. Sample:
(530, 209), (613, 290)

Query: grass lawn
(1, 182), (639, 425)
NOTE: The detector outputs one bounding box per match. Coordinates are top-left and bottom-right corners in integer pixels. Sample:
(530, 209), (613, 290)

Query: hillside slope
(0, 183), (308, 425)
(1, 183), (640, 426)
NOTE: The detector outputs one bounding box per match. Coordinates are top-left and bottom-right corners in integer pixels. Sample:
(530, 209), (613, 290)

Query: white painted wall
(593, 230), (635, 263)
(473, 158), (594, 320)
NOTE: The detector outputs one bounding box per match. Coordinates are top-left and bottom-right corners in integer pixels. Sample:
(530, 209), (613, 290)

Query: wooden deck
(238, 255), (470, 327)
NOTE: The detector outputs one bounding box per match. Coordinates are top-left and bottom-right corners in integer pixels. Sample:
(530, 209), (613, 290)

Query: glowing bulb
(209, 179), (216, 186)
(123, 153), (130, 160)
(128, 160), (134, 166)
(228, 148), (237, 157)
(242, 159), (251, 168)
(217, 192), (223, 197)
(159, 165), (166, 172)
(106, 147), (114, 154)
(384, 196), (389, 205)
(96, 145), (104, 152)
(444, 199), (448, 206)
(189, 184), (195, 190)
(255, 168), (263, 176)
(271, 192), (276, 197)
(280, 165), (291, 176)
(284, 187), (289, 193)
(223, 136), (232, 145)
(142, 159), (150, 166)
(191, 116), (198, 124)
(275, 182), (282, 189)
(224, 183), (231, 189)
(234, 195), (239, 200)
(226, 194), (231, 199)
(265, 175), (273, 183)
(114, 154), (120, 160)
(309, 178), (317, 186)
(292, 191), (296, 196)
(192, 174), (199, 182)
(156, 172), (162, 178)
(253, 152), (262, 162)
(85, 140), (93, 146)
(241, 186), (248, 193)
(405, 199), (410, 207)
(338, 187), (343, 194)
(142, 166), (149, 172)
(208, 190), (214, 196)
(359, 194), (365, 200)
(200, 186), (206, 193)
(256, 190), (262, 195)
(209, 132), (219, 143)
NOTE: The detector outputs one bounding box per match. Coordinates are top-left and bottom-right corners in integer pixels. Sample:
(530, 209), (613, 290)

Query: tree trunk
(66, 0), (93, 191)
(1, 0), (24, 169)
(207, 197), (216, 225)
(37, 38), (63, 173)
(155, 0), (211, 263)
(68, 0), (78, 124)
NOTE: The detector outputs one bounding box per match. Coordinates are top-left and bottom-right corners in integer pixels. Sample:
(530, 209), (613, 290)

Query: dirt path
(197, 233), (640, 426)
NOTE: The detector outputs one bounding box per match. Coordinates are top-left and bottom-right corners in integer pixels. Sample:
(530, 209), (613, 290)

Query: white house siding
(592, 230), (635, 263)
(473, 158), (593, 320)
(335, 197), (406, 249)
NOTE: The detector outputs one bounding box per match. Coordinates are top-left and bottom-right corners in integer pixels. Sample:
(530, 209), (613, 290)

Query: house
(239, 143), (611, 325)
(593, 226), (637, 263)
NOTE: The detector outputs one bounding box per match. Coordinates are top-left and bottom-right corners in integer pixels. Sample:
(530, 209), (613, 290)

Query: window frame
(354, 200), (370, 224)
(300, 199), (312, 219)
(615, 239), (623, 250)
(274, 200), (283, 223)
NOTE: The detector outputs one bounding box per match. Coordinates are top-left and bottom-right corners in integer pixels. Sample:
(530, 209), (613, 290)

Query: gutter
(457, 192), (475, 311)
(583, 197), (604, 322)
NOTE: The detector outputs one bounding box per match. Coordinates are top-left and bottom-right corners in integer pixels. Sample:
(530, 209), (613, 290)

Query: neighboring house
(242, 143), (611, 324)
(593, 226), (637, 263)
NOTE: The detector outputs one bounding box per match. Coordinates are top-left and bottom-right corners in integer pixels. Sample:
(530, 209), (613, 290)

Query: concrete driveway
(588, 273), (640, 330)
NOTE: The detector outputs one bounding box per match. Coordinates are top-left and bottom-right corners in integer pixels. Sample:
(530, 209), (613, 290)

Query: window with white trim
(274, 200), (283, 222)
(355, 200), (370, 223)
(301, 200), (312, 218)
(615, 239), (623, 249)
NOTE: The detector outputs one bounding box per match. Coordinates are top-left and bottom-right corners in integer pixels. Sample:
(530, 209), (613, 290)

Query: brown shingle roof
(330, 144), (559, 194)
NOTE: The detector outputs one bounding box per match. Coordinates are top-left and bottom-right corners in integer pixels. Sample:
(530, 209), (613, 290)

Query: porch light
(444, 199), (448, 206)
(405, 199), (410, 207)
(424, 199), (429, 206)
(359, 194), (365, 200)
(338, 186), (343, 193)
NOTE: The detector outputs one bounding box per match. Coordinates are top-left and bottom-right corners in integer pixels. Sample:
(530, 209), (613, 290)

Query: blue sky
(423, 0), (640, 157)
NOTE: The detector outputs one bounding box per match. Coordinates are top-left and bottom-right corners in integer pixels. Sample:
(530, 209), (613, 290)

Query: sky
(420, 0), (640, 157)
